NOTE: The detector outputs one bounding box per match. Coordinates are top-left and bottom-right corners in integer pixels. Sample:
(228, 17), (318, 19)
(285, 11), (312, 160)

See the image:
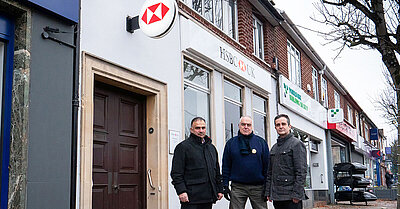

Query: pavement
(313, 200), (397, 209)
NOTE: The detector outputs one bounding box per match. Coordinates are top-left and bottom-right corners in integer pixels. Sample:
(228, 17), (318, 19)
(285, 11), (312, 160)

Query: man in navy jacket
(222, 116), (269, 209)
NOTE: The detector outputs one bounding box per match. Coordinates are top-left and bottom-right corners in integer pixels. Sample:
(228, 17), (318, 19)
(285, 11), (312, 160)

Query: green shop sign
(283, 83), (309, 111)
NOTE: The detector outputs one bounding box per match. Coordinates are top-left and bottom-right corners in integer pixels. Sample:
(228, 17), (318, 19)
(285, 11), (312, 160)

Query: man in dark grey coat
(171, 117), (223, 209)
(264, 114), (307, 209)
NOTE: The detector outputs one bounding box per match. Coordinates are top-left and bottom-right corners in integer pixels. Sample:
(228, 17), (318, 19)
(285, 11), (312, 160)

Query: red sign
(327, 121), (357, 142)
(139, 0), (177, 38)
(141, 3), (170, 25)
(371, 150), (381, 158)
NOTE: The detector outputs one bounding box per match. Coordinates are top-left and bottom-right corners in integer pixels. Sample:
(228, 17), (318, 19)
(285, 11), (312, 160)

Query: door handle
(148, 169), (156, 190)
(113, 184), (120, 190)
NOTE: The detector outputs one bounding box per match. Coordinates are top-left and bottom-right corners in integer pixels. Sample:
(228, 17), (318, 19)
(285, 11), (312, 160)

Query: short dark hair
(191, 117), (206, 126)
(274, 114), (290, 125)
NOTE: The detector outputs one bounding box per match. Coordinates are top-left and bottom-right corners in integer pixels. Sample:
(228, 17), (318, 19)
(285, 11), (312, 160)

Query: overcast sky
(274, 0), (396, 145)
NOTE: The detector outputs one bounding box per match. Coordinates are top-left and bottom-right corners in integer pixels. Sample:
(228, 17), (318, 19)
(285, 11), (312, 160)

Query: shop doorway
(80, 53), (168, 209)
(0, 14), (14, 209)
(92, 82), (146, 209)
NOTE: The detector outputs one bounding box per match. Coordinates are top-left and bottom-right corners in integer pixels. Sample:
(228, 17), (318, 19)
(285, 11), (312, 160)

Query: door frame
(80, 52), (168, 209)
(0, 13), (14, 209)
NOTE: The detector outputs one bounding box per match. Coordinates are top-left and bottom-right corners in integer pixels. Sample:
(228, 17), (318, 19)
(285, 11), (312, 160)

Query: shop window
(287, 40), (301, 87)
(312, 67), (319, 101)
(183, 60), (211, 139)
(252, 94), (267, 139)
(253, 16), (263, 59)
(187, 0), (237, 39)
(224, 80), (242, 141)
(321, 77), (328, 108)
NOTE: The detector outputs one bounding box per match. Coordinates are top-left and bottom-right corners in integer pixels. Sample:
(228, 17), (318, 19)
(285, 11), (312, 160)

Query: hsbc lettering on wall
(219, 47), (255, 78)
(180, 18), (272, 93)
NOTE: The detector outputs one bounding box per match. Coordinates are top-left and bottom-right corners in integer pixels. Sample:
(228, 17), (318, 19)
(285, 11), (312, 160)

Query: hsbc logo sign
(141, 3), (169, 25)
(139, 0), (177, 38)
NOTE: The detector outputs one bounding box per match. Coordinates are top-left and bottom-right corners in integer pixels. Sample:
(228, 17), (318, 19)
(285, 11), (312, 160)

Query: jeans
(229, 182), (267, 209)
(273, 200), (302, 209)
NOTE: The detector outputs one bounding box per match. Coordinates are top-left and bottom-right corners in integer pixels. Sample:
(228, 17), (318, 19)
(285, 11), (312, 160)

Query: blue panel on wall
(370, 128), (378, 140)
(26, 0), (79, 22)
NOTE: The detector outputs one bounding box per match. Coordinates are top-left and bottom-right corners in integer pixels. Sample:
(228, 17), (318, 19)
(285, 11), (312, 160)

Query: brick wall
(274, 27), (288, 78)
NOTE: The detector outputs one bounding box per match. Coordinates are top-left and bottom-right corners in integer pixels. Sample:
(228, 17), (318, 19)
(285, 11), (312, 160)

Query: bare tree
(374, 69), (398, 129)
(313, 0), (400, 206)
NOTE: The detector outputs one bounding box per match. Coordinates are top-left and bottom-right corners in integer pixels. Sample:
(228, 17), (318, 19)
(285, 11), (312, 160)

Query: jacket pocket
(277, 175), (294, 187)
(186, 167), (207, 180)
(279, 149), (293, 167)
(186, 177), (208, 186)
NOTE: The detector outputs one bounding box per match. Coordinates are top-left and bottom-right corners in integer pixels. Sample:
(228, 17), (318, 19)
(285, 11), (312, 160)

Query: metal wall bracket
(41, 26), (76, 48)
(126, 16), (140, 33)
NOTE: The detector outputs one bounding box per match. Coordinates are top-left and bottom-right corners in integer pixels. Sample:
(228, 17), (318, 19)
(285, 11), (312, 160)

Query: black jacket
(265, 133), (307, 201)
(171, 133), (223, 204)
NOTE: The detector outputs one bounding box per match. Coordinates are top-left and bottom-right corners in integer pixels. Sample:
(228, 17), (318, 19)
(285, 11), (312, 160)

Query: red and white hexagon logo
(139, 0), (177, 38)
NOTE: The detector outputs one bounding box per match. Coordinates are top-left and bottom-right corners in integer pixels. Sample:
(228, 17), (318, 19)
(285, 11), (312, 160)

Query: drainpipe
(70, 21), (80, 209)
(273, 56), (280, 116)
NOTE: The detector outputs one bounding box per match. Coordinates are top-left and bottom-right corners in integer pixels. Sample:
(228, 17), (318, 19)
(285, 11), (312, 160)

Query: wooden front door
(92, 82), (146, 209)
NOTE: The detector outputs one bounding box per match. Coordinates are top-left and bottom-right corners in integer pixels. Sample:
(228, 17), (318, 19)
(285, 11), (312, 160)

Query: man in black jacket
(171, 117), (223, 209)
(265, 114), (307, 209)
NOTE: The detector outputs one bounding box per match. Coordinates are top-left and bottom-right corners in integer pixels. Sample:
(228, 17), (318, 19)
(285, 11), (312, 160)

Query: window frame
(252, 93), (268, 140)
(183, 60), (212, 139)
(252, 16), (264, 59)
(321, 77), (328, 108)
(334, 90), (340, 108)
(347, 105), (353, 125)
(287, 40), (301, 87)
(185, 0), (238, 40)
(223, 79), (243, 141)
(312, 67), (319, 101)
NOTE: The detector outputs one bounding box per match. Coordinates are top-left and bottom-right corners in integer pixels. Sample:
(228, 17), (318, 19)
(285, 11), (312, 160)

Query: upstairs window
(321, 77), (328, 108)
(287, 40), (301, 87)
(347, 105), (353, 125)
(189, 0), (237, 39)
(355, 112), (360, 134)
(312, 67), (319, 101)
(253, 16), (263, 59)
(334, 91), (340, 108)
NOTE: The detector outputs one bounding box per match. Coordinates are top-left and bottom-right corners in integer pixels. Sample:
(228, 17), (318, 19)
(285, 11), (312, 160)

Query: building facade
(0, 0), (79, 209)
(0, 0), (389, 208)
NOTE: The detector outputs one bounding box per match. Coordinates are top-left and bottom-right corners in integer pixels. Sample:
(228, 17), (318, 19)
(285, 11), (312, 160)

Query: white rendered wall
(278, 105), (329, 190)
(81, 0), (183, 208)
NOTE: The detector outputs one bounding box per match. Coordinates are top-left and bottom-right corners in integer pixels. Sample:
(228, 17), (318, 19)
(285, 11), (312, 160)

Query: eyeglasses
(240, 123), (252, 127)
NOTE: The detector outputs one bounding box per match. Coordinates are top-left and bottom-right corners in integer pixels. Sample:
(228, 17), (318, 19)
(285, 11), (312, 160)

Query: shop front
(326, 120), (357, 203)
(80, 0), (275, 208)
(277, 75), (329, 208)
(179, 16), (274, 209)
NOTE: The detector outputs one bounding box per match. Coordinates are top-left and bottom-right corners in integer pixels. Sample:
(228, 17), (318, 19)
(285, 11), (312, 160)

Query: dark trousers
(273, 200), (302, 209)
(181, 203), (213, 209)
